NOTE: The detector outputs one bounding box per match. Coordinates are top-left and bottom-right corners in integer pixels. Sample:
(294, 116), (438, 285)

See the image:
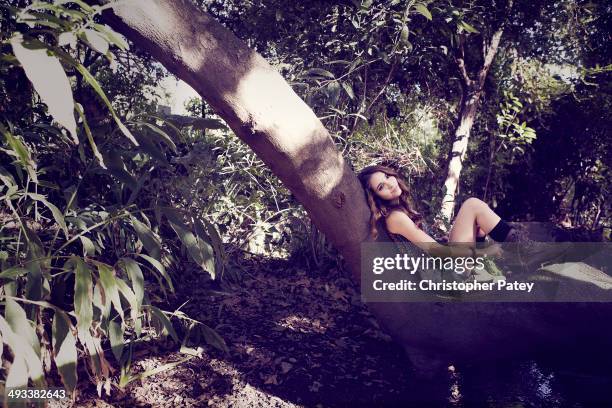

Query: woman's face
(368, 171), (402, 201)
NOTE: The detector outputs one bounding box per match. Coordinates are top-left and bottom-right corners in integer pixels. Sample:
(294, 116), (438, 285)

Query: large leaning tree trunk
(439, 8), (510, 223)
(101, 0), (612, 375)
(101, 0), (371, 280)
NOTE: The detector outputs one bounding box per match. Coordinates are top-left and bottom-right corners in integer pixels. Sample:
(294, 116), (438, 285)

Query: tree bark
(101, 0), (371, 280)
(439, 27), (505, 222)
(440, 84), (483, 221)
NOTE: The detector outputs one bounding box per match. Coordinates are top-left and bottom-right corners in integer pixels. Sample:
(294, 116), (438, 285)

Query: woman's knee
(461, 197), (487, 212)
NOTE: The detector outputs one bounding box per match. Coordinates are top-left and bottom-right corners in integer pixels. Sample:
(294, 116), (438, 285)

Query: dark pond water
(403, 356), (612, 407)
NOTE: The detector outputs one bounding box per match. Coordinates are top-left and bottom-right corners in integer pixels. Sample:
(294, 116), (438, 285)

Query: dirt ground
(49, 256), (612, 407)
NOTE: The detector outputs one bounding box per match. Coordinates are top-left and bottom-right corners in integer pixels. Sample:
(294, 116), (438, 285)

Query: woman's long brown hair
(358, 165), (423, 240)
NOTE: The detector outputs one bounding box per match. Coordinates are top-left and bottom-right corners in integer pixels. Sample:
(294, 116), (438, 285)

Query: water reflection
(440, 357), (612, 407)
(448, 365), (462, 406)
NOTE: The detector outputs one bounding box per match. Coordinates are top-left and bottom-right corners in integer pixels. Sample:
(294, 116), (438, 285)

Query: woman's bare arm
(385, 211), (475, 258)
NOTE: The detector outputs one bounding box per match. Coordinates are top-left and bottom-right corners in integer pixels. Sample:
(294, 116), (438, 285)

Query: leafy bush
(0, 1), (226, 397)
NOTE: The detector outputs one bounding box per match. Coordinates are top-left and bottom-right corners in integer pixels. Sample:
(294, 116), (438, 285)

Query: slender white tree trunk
(440, 86), (482, 222)
(438, 28), (505, 222)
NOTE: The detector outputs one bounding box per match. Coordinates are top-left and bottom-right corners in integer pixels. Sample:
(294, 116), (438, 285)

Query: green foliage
(0, 0), (227, 398)
(205, 0), (610, 228)
(495, 91), (536, 150)
(178, 97), (333, 267)
(1, 0), (610, 399)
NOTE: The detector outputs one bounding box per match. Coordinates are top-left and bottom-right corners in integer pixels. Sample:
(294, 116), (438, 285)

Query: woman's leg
(448, 197), (502, 243)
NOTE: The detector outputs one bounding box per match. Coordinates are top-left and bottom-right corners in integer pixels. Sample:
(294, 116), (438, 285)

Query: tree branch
(454, 34), (471, 86)
(477, 0), (513, 85)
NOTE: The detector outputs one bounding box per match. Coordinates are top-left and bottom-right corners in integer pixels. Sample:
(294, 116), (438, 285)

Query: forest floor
(49, 254), (446, 407)
(51, 254), (612, 407)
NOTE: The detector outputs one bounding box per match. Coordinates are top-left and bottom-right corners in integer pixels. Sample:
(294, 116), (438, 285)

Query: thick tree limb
(101, 0), (371, 279)
(478, 27), (504, 84)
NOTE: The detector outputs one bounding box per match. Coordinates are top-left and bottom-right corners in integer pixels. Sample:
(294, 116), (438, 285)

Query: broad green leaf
(52, 310), (77, 392)
(92, 281), (110, 328)
(199, 324), (229, 354)
(136, 122), (177, 152)
(400, 23), (409, 44)
(148, 114), (183, 138)
(118, 258), (144, 309)
(341, 82), (355, 100)
(131, 216), (161, 259)
(170, 219), (215, 277)
(0, 123), (38, 183)
(82, 29), (109, 55)
(104, 150), (138, 190)
(163, 208), (215, 278)
(0, 165), (16, 187)
(10, 34), (78, 144)
(56, 0), (94, 13)
(460, 21), (479, 34)
(108, 320), (124, 362)
(58, 32), (77, 48)
(27, 193), (68, 239)
(138, 254), (174, 292)
(414, 4), (432, 20)
(58, 8), (87, 22)
(103, 152), (137, 188)
(93, 23), (129, 50)
(5, 354), (29, 402)
(24, 226), (44, 301)
(0, 267), (29, 280)
(73, 258), (93, 332)
(96, 263), (124, 321)
(0, 315), (45, 386)
(115, 278), (139, 332)
(118, 259), (143, 336)
(195, 218), (224, 279)
(23, 10), (65, 30)
(79, 236), (96, 256)
(5, 298), (40, 358)
(75, 63), (139, 146)
(135, 134), (167, 163)
(75, 103), (106, 169)
(148, 305), (178, 341)
(118, 343), (133, 388)
(304, 68), (335, 79)
(160, 206), (183, 225)
(1, 183), (18, 200)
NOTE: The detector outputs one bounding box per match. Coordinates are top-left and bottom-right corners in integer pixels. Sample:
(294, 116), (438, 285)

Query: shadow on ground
(64, 255), (612, 407)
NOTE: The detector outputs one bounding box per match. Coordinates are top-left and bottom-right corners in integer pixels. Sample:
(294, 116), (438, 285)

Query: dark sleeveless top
(389, 220), (447, 245)
(377, 218), (463, 284)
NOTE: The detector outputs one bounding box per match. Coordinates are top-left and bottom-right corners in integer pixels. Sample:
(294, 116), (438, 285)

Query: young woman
(358, 165), (522, 260)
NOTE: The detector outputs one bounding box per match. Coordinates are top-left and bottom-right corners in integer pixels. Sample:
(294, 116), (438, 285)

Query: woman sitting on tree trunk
(357, 165), (529, 271)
